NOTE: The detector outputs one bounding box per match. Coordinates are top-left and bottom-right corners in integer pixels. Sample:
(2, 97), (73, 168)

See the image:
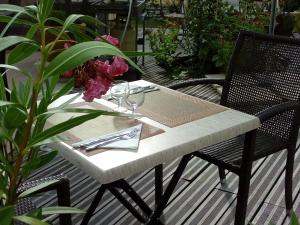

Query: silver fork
(85, 128), (139, 151)
(73, 130), (133, 149)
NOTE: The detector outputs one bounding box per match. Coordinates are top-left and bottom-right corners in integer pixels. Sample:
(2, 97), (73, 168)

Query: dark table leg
(146, 154), (193, 224)
(80, 185), (107, 225)
(155, 164), (163, 207)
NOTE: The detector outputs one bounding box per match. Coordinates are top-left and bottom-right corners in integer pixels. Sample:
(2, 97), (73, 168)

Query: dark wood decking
(31, 57), (300, 225)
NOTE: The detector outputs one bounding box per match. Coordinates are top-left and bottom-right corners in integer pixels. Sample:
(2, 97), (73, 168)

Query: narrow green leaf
(25, 24), (38, 39)
(45, 41), (142, 79)
(14, 215), (50, 225)
(8, 42), (39, 64)
(0, 100), (16, 107)
(0, 4), (25, 13)
(32, 134), (69, 146)
(22, 151), (58, 177)
(0, 36), (33, 52)
(0, 205), (15, 225)
(0, 15), (32, 26)
(4, 107), (27, 129)
(28, 112), (103, 147)
(41, 206), (85, 215)
(0, 64), (32, 78)
(1, 11), (24, 37)
(51, 78), (74, 102)
(61, 14), (84, 34)
(291, 212), (300, 225)
(19, 180), (59, 198)
(37, 108), (120, 120)
(0, 70), (8, 101)
(0, 150), (13, 173)
(38, 0), (54, 23)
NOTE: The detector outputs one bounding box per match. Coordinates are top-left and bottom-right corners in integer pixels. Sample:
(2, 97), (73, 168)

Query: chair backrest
(221, 31), (300, 142)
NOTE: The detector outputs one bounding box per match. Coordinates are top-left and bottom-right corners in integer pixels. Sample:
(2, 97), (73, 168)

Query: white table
(49, 80), (260, 224)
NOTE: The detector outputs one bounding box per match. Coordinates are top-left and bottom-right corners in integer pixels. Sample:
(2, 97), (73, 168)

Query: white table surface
(49, 80), (261, 184)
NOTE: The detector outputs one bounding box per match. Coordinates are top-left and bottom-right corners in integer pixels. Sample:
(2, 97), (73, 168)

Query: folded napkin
(72, 124), (142, 150)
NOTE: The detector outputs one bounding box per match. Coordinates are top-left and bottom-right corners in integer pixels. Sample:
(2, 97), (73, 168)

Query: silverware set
(72, 128), (139, 151)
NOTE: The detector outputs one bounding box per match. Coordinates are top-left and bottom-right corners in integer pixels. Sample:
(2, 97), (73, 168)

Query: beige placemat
(138, 87), (227, 128)
(47, 102), (164, 157)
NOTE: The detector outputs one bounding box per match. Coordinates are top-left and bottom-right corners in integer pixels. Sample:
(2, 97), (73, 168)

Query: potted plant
(0, 0), (141, 224)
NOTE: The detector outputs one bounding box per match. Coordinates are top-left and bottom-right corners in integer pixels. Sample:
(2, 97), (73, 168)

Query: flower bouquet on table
(62, 34), (129, 101)
(0, 0), (141, 224)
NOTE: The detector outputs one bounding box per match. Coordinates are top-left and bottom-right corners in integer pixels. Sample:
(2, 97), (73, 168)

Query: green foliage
(148, 22), (179, 69)
(185, 0), (269, 74)
(0, 0), (139, 224)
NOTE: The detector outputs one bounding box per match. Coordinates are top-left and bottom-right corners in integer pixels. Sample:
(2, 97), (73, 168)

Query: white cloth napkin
(101, 124), (142, 149)
(72, 124), (142, 150)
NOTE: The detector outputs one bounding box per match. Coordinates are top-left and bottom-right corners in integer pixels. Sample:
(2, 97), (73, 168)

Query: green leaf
(0, 205), (15, 225)
(42, 206), (85, 215)
(8, 42), (39, 64)
(25, 24), (38, 39)
(61, 14), (84, 34)
(28, 112), (104, 147)
(51, 78), (74, 102)
(44, 41), (142, 79)
(0, 100), (16, 107)
(0, 149), (13, 173)
(19, 179), (59, 198)
(4, 107), (27, 129)
(32, 134), (69, 146)
(0, 4), (25, 14)
(291, 212), (300, 225)
(0, 64), (32, 78)
(22, 150), (58, 177)
(1, 11), (24, 37)
(37, 108), (120, 119)
(38, 0), (54, 23)
(0, 36), (33, 52)
(14, 215), (50, 225)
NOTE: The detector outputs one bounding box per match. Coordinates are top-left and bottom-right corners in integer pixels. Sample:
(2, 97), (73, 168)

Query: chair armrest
(167, 78), (225, 90)
(255, 100), (300, 123)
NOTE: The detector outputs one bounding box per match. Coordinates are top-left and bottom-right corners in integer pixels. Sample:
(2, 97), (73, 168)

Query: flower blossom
(62, 35), (128, 102)
(108, 57), (129, 77)
(100, 34), (120, 46)
(83, 76), (112, 102)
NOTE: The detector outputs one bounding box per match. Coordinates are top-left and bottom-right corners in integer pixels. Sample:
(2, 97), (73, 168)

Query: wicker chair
(16, 174), (72, 225)
(167, 31), (300, 225)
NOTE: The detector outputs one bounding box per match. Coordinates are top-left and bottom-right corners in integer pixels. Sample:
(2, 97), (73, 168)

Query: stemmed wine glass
(125, 85), (145, 115)
(110, 80), (129, 112)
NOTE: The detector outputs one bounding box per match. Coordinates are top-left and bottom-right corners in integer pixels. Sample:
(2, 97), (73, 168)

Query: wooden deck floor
(31, 57), (300, 225)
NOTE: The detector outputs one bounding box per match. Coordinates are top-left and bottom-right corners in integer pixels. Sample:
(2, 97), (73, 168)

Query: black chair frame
(167, 31), (300, 225)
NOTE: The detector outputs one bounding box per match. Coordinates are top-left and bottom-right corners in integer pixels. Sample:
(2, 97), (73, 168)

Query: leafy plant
(148, 21), (180, 69)
(185, 0), (269, 74)
(0, 0), (140, 224)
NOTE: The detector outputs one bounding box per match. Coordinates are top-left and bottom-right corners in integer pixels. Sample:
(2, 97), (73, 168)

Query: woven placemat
(137, 87), (227, 128)
(48, 102), (164, 157)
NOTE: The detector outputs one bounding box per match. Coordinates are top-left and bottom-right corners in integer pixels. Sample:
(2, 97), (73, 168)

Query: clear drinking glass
(110, 80), (129, 112)
(125, 85), (145, 115)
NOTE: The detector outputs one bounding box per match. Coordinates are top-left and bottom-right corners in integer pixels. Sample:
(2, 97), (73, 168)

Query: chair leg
(218, 167), (226, 184)
(285, 147), (295, 214)
(56, 177), (72, 225)
(234, 169), (252, 225)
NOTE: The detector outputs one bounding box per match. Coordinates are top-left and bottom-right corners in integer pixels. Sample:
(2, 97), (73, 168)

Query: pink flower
(108, 57), (128, 77)
(63, 70), (73, 78)
(64, 42), (72, 49)
(83, 76), (112, 102)
(94, 59), (110, 75)
(101, 34), (120, 46)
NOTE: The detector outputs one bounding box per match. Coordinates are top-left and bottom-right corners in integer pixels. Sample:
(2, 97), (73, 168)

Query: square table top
(49, 80), (261, 184)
